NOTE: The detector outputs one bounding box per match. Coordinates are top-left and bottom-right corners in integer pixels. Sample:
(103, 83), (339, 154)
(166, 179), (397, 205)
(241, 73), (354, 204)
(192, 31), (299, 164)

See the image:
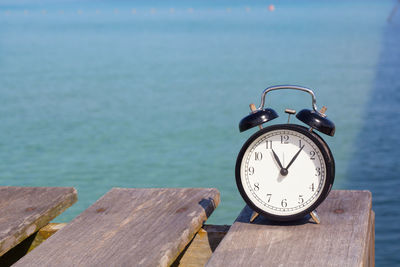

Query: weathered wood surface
(0, 186), (77, 257)
(173, 224), (230, 267)
(206, 190), (374, 267)
(15, 187), (220, 267)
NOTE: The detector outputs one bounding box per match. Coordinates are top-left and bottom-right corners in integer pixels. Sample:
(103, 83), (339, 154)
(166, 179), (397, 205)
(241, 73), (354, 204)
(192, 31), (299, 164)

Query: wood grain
(206, 190), (373, 267)
(15, 187), (220, 267)
(0, 186), (77, 256)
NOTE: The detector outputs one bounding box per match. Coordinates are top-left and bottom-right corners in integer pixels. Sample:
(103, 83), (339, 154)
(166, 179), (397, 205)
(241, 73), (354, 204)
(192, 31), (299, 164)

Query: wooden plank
(0, 186), (77, 257)
(14, 188), (220, 267)
(172, 224), (230, 267)
(206, 190), (373, 267)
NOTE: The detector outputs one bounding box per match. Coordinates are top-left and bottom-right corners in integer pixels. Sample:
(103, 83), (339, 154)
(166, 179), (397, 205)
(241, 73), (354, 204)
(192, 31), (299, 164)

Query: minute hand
(285, 145), (305, 170)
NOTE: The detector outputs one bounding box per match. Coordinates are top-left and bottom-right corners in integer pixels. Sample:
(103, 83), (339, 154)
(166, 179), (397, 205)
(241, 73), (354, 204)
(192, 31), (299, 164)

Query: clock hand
(285, 145), (305, 170)
(271, 149), (288, 176)
(271, 149), (283, 169)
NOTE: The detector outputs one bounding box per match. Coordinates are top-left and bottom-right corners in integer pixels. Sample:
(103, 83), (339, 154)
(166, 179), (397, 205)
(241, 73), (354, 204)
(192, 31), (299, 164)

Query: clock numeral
(298, 195), (304, 204)
(309, 183), (315, 192)
(298, 139), (302, 148)
(266, 194), (272, 202)
(281, 199), (287, 207)
(310, 151), (316, 160)
(266, 140), (272, 149)
(254, 152), (263, 161)
(254, 183), (260, 191)
(281, 135), (289, 144)
(248, 167), (254, 175)
(315, 167), (321, 176)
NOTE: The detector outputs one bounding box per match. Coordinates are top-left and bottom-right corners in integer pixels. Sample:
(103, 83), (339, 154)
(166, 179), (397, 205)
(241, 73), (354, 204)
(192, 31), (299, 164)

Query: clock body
(235, 124), (335, 221)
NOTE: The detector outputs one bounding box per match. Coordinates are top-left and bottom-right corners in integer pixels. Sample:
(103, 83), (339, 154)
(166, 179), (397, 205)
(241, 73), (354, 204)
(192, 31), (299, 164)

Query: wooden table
(3, 188), (373, 266)
(0, 186), (77, 265)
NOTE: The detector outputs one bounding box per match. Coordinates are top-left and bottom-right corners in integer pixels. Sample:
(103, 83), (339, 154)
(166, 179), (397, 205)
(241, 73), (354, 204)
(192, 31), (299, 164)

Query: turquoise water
(1, 0), (399, 265)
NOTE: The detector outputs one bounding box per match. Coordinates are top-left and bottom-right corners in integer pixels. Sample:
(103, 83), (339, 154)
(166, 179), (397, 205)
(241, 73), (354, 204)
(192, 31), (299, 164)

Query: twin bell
(238, 85), (335, 137)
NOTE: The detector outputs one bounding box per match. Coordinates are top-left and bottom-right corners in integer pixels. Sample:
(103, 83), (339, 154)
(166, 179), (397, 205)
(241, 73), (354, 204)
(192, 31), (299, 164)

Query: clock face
(236, 124), (334, 220)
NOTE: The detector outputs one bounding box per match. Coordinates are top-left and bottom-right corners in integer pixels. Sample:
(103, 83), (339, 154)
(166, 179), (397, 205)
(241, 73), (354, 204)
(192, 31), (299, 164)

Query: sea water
(0, 0), (399, 265)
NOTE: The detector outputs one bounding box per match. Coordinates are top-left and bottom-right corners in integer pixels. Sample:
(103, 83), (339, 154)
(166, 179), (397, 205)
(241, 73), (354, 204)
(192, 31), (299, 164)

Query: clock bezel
(235, 124), (335, 222)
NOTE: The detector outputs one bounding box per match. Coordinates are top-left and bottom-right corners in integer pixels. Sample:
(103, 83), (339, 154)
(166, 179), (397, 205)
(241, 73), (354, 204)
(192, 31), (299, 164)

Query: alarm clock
(235, 85), (335, 223)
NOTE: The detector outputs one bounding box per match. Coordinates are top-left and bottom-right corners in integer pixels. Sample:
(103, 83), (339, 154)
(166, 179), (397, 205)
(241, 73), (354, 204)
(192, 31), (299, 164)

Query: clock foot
(310, 210), (320, 224)
(250, 211), (260, 223)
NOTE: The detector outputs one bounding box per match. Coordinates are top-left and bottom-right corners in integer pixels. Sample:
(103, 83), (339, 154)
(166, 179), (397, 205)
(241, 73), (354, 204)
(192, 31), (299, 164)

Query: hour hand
(271, 149), (283, 170)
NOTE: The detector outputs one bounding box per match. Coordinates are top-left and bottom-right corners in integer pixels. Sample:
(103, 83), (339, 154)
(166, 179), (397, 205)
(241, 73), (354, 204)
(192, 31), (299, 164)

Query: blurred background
(1, 0), (399, 265)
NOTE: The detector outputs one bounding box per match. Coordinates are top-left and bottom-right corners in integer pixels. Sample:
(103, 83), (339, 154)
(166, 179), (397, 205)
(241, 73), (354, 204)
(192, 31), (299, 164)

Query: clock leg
(310, 210), (321, 224)
(250, 211), (260, 223)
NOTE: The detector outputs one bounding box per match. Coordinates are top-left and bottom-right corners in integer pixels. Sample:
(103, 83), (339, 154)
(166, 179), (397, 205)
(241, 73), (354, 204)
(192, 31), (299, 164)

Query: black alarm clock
(235, 85), (335, 223)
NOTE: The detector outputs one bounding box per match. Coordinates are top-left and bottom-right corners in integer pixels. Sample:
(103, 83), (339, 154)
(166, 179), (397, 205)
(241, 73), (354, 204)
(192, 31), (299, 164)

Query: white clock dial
(240, 128), (326, 216)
